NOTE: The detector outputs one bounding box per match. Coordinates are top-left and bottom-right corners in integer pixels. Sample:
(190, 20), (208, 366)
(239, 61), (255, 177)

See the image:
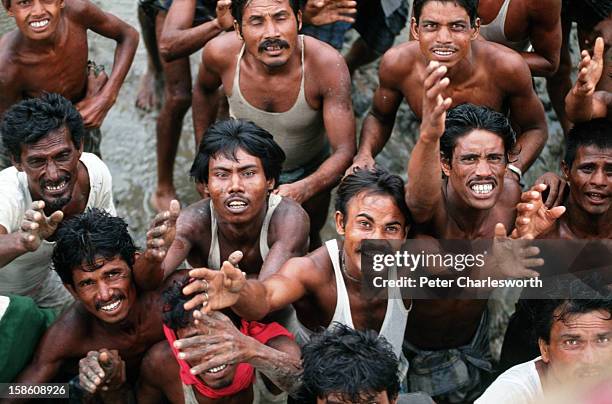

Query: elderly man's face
(540, 309), (612, 382)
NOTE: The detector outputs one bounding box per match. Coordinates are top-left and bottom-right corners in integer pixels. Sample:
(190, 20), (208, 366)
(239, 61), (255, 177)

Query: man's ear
(297, 10), (302, 31)
(410, 17), (419, 41)
(11, 156), (22, 172)
(441, 157), (451, 177)
(59, 0), (66, 8)
(538, 338), (550, 363)
(234, 21), (243, 40)
(334, 211), (345, 235)
(471, 17), (481, 40)
(267, 178), (275, 192)
(561, 161), (570, 181)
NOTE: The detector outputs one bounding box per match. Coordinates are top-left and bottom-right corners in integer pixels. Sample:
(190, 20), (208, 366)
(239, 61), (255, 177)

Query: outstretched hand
(19, 201), (63, 252)
(420, 61), (452, 142)
(490, 223), (543, 279)
(145, 199), (180, 261)
(572, 37), (605, 98)
(79, 349), (126, 394)
(183, 251), (246, 312)
(511, 184), (566, 240)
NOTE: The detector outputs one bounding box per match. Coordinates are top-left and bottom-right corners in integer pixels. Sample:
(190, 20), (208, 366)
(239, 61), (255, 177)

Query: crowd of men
(0, 0), (611, 402)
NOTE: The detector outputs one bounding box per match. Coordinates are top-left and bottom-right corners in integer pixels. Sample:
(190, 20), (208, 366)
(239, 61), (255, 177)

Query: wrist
(507, 164), (522, 182)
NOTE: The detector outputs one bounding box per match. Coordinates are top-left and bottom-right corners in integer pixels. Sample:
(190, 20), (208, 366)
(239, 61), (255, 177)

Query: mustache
(40, 174), (71, 189)
(95, 294), (125, 310)
(258, 39), (290, 53)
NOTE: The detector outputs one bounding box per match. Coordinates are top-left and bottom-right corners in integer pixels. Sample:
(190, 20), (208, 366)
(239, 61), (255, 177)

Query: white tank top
(480, 0), (531, 52)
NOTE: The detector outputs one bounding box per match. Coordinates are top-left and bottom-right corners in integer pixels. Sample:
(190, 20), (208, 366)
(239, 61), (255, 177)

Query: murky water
(0, 1), (577, 359)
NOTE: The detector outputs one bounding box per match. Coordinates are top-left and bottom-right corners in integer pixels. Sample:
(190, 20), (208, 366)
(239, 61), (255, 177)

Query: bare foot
(151, 188), (177, 213)
(136, 69), (162, 111)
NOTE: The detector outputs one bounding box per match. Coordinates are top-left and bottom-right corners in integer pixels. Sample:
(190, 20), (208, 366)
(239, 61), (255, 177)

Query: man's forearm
(192, 86), (220, 146)
(565, 90), (594, 122)
(520, 52), (559, 77)
(356, 112), (395, 159)
(514, 128), (548, 172)
(406, 137), (442, 222)
(231, 281), (272, 321)
(299, 147), (353, 199)
(101, 27), (139, 103)
(0, 233), (29, 268)
(248, 343), (302, 394)
(159, 20), (224, 62)
(132, 255), (164, 291)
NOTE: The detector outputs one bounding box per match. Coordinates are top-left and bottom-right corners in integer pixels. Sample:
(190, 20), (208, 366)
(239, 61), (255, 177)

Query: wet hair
(297, 323), (400, 403)
(190, 118), (285, 186)
(231, 0), (300, 28)
(335, 167), (411, 225)
(440, 103), (516, 163)
(534, 278), (612, 344)
(564, 119), (612, 169)
(413, 0), (479, 27)
(0, 93), (84, 163)
(162, 276), (241, 331)
(52, 209), (137, 286)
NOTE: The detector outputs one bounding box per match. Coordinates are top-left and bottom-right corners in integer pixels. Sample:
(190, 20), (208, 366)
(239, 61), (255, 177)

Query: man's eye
(360, 221), (371, 228)
(215, 172), (228, 178)
(243, 170), (255, 177)
(598, 336), (610, 344)
(386, 226), (399, 232)
(564, 339), (579, 346)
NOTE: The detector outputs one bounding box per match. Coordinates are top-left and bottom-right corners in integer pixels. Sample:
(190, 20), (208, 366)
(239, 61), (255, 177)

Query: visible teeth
(434, 50), (453, 56)
(30, 20), (49, 28)
(206, 364), (228, 374)
(228, 201), (246, 207)
(101, 300), (120, 312)
(45, 181), (67, 191)
(471, 184), (493, 194)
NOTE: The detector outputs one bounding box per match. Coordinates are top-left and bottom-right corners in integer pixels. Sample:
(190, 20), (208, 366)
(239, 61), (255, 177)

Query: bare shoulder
(204, 32), (243, 70)
(283, 244), (334, 286)
(32, 305), (90, 361)
(270, 198), (309, 231)
(476, 41), (530, 78)
(527, 0), (561, 20)
(62, 0), (100, 26)
(0, 31), (21, 78)
(379, 42), (421, 86)
(176, 199), (211, 237)
(303, 35), (345, 68)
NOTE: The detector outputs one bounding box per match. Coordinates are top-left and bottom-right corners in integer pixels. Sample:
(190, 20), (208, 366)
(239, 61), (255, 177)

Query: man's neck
(445, 183), (494, 237)
(443, 47), (476, 86)
(216, 201), (269, 247)
(565, 197), (612, 239)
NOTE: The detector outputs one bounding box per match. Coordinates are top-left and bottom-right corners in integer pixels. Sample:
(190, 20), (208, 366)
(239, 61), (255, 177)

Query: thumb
(594, 37), (605, 60)
(548, 206), (566, 220)
(99, 351), (112, 368)
(494, 223), (507, 240)
(228, 250), (243, 267)
(169, 199), (180, 218)
(48, 210), (64, 226)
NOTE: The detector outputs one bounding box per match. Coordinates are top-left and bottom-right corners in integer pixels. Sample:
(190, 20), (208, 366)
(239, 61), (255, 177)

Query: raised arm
(158, 0), (234, 62)
(276, 43), (356, 204)
(406, 62), (452, 223)
(192, 40), (225, 145)
(73, 0), (139, 129)
(505, 54), (548, 173)
(520, 0), (561, 77)
(350, 48), (404, 172)
(565, 37), (609, 122)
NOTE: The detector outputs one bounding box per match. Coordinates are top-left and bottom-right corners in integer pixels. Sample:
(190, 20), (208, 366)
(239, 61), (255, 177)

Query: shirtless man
(500, 118), (612, 370)
(478, 0), (562, 77)
(135, 278), (301, 403)
(182, 168), (413, 383)
(0, 0), (139, 168)
(402, 64), (562, 402)
(4, 209), (179, 403)
(135, 0), (235, 212)
(565, 37), (611, 122)
(192, 0), (356, 248)
(351, 0), (547, 179)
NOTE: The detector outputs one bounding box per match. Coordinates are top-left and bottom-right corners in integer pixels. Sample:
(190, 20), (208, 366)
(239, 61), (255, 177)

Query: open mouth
(584, 191), (608, 204)
(432, 48), (456, 58)
(29, 19), (50, 30)
(225, 197), (249, 213)
(98, 298), (123, 313)
(469, 182), (495, 197)
(206, 364), (228, 374)
(44, 179), (68, 193)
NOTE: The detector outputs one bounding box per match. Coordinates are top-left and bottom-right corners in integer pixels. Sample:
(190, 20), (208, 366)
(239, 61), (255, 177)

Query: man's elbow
(540, 56), (560, 77)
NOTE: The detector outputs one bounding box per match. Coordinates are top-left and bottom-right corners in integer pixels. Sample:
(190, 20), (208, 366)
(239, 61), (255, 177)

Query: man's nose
(45, 160), (61, 181)
(97, 281), (113, 303)
(228, 173), (244, 192)
(474, 159), (493, 177)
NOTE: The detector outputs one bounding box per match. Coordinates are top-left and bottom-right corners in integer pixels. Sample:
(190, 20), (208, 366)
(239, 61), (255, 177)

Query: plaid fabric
(403, 310), (493, 403)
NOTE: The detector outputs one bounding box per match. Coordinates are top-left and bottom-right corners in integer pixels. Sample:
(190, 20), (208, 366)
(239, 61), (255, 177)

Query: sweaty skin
(352, 1), (547, 176)
(192, 0), (355, 247)
(478, 0), (562, 76)
(0, 0), (139, 128)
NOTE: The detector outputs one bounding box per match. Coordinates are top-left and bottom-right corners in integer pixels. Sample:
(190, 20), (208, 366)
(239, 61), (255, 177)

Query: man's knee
(164, 87), (192, 111)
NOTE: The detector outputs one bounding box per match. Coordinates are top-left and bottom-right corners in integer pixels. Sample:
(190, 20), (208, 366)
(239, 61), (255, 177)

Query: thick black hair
(231, 0), (300, 28)
(440, 103), (516, 163)
(297, 323), (400, 403)
(534, 278), (612, 344)
(0, 93), (84, 163)
(52, 209), (137, 286)
(335, 167), (411, 225)
(190, 119), (285, 186)
(413, 0), (479, 27)
(564, 119), (612, 169)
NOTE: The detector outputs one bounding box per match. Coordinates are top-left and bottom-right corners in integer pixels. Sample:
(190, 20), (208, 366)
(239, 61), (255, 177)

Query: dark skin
(192, 0), (356, 247)
(181, 193), (411, 340)
(351, 1), (547, 176)
(0, 0), (139, 128)
(478, 0), (562, 76)
(161, 150), (310, 284)
(2, 266), (188, 404)
(136, 311), (302, 404)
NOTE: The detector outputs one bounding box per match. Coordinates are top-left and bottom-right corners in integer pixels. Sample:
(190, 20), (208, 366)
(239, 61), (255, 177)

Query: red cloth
(163, 320), (294, 399)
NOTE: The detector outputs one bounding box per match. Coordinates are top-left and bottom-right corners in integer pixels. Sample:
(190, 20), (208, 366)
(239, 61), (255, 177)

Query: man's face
(540, 310), (612, 382)
(67, 256), (136, 324)
(442, 130), (506, 211)
(335, 192), (407, 273)
(7, 0), (65, 41)
(14, 126), (81, 213)
(317, 391), (394, 404)
(563, 145), (612, 216)
(176, 323), (239, 389)
(237, 0), (301, 69)
(411, 0), (478, 68)
(206, 148), (274, 225)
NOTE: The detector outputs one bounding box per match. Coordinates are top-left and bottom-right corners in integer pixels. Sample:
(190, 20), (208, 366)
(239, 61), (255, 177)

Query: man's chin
(44, 196), (71, 212)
